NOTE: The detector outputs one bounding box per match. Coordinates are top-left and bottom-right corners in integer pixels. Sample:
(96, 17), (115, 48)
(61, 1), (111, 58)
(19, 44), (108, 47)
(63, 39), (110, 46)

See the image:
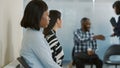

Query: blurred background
(0, 0), (120, 67)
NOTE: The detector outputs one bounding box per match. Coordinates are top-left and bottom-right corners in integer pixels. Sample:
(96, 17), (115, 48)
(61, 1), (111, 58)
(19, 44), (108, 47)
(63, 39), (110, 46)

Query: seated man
(73, 17), (105, 68)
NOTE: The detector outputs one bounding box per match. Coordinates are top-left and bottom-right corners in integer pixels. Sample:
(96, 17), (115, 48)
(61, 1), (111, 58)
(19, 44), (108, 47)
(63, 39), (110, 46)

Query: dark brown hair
(113, 1), (120, 15)
(81, 17), (90, 25)
(44, 10), (61, 36)
(21, 0), (48, 30)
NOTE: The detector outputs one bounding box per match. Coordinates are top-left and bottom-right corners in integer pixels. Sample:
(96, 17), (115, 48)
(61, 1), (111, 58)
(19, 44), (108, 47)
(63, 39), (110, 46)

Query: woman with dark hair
(44, 10), (64, 67)
(20, 0), (61, 68)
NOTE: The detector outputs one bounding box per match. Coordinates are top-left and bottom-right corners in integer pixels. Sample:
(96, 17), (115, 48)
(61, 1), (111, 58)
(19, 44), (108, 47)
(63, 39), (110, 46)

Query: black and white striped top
(45, 30), (64, 67)
(74, 29), (97, 53)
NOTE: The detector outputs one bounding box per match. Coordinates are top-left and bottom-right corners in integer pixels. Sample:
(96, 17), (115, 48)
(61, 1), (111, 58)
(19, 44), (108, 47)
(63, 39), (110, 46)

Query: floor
(4, 60), (120, 68)
(62, 61), (120, 68)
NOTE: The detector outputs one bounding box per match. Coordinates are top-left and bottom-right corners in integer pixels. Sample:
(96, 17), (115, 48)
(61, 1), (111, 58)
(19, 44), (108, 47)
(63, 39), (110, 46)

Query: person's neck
(81, 28), (87, 32)
(53, 27), (58, 32)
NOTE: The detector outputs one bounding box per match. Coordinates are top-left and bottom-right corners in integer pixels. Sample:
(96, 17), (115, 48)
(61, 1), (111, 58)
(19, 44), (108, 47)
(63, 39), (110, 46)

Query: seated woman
(20, 0), (61, 68)
(44, 10), (64, 67)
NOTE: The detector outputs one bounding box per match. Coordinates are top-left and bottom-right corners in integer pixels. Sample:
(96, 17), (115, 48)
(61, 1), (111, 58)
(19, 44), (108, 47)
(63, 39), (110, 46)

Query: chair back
(104, 44), (120, 64)
(17, 56), (30, 68)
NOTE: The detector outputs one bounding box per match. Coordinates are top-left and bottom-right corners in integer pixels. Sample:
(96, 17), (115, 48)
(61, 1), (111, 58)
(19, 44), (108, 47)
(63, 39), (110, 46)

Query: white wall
(45, 1), (119, 61)
(0, 0), (23, 67)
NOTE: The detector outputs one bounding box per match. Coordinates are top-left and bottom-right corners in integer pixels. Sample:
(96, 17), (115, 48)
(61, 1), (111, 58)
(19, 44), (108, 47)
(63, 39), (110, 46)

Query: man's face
(82, 20), (91, 31)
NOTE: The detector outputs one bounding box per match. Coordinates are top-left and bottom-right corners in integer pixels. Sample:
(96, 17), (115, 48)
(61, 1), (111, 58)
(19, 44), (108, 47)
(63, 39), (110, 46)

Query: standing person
(20, 0), (61, 68)
(44, 10), (64, 67)
(111, 1), (120, 37)
(73, 17), (105, 68)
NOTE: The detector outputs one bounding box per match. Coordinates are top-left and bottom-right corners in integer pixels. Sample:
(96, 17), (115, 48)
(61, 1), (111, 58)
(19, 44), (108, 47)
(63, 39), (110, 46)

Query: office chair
(104, 44), (120, 68)
(17, 56), (30, 68)
(69, 47), (94, 68)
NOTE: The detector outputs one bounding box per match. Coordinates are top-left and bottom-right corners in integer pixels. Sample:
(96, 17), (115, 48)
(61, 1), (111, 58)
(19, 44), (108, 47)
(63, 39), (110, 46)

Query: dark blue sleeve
(114, 16), (120, 36)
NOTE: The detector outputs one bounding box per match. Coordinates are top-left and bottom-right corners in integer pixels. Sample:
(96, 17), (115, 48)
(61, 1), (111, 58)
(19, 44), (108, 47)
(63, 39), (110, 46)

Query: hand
(87, 50), (94, 56)
(111, 33), (116, 37)
(110, 17), (116, 23)
(110, 17), (116, 26)
(93, 35), (105, 40)
(112, 26), (115, 29)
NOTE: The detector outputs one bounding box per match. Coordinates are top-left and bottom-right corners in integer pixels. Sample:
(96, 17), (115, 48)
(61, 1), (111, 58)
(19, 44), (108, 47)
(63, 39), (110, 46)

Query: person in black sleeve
(111, 1), (120, 37)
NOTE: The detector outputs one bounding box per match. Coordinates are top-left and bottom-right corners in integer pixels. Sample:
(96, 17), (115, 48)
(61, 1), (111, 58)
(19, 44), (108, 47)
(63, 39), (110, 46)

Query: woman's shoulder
(45, 34), (56, 41)
(24, 28), (44, 40)
(24, 29), (47, 47)
(45, 30), (56, 38)
(47, 30), (55, 35)
(73, 28), (81, 35)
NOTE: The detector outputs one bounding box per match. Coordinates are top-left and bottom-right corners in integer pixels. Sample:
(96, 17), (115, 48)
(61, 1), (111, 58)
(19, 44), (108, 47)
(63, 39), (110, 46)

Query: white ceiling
(44, 0), (118, 2)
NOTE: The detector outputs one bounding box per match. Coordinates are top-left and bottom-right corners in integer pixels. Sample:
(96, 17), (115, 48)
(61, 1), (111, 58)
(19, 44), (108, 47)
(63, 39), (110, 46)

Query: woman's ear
(56, 18), (59, 24)
(54, 19), (59, 27)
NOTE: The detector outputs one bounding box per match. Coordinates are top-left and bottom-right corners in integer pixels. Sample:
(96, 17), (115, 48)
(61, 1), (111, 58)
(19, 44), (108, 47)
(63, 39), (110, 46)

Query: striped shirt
(45, 30), (64, 67)
(73, 29), (97, 53)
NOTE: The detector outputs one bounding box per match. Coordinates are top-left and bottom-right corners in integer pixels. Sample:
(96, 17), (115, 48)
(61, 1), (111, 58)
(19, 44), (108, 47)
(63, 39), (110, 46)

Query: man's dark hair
(81, 17), (90, 25)
(113, 1), (120, 15)
(44, 10), (61, 36)
(21, 0), (48, 30)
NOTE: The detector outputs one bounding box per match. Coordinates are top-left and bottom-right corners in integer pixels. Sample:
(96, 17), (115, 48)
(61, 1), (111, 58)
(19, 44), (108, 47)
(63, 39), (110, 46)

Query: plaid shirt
(73, 29), (97, 53)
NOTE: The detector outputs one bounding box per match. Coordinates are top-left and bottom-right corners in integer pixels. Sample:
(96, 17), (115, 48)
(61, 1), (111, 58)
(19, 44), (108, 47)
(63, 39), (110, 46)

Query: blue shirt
(20, 28), (61, 68)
